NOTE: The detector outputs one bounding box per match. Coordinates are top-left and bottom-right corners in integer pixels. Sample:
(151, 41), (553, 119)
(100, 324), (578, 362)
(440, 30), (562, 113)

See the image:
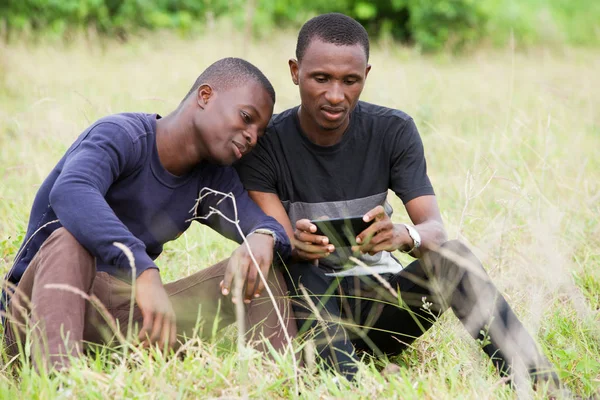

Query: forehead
(219, 81), (273, 109)
(300, 39), (367, 74)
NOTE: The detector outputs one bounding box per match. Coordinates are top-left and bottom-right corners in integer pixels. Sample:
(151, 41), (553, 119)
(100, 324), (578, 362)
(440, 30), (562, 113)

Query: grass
(0, 30), (599, 398)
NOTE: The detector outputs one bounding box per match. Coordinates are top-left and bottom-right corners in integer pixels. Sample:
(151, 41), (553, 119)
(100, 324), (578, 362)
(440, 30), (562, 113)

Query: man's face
(290, 39), (370, 135)
(197, 81), (274, 165)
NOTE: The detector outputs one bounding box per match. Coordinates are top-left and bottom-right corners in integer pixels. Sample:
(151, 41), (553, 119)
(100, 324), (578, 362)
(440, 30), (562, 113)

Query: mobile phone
(310, 216), (373, 247)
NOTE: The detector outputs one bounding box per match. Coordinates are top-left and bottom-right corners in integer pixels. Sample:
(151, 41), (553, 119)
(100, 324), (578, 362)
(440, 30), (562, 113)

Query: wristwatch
(402, 223), (421, 253)
(250, 228), (277, 243)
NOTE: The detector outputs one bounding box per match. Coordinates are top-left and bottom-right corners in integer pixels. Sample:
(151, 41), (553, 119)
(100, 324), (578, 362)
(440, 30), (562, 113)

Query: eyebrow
(310, 71), (363, 80)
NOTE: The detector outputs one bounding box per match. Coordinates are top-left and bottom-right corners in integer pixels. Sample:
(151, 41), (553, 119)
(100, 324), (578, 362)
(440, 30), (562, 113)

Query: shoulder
(354, 101), (413, 127)
(264, 107), (298, 140)
(250, 106), (298, 154)
(85, 113), (155, 144)
(353, 102), (423, 152)
(269, 106), (298, 131)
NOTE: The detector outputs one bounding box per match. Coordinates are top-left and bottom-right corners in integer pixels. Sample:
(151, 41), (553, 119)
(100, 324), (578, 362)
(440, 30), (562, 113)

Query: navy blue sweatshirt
(6, 113), (290, 286)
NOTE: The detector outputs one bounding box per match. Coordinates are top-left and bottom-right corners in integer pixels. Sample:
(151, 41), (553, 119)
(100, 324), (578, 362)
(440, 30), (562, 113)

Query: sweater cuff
(116, 245), (158, 278)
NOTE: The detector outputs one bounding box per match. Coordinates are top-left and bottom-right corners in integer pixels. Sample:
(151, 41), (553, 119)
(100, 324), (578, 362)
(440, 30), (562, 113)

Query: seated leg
(5, 227), (96, 371)
(284, 262), (358, 380)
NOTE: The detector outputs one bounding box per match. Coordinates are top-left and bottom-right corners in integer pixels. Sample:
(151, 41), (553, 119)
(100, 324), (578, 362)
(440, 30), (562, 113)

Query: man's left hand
(352, 205), (408, 255)
(220, 232), (274, 303)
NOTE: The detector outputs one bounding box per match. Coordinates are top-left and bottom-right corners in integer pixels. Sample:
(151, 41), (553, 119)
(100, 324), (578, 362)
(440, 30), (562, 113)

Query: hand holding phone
(310, 216), (374, 248)
(293, 219), (335, 261)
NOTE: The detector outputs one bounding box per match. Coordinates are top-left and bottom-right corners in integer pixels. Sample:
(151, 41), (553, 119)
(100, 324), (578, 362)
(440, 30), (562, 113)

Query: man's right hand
(293, 219), (335, 261)
(135, 268), (177, 351)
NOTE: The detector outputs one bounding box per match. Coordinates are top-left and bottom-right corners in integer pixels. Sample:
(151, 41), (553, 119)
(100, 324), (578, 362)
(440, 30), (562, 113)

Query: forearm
(211, 187), (291, 260)
(50, 181), (157, 276)
(397, 219), (447, 258)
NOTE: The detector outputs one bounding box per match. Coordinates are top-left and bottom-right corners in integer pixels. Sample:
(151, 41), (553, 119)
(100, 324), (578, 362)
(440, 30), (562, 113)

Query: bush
(1, 0), (598, 50)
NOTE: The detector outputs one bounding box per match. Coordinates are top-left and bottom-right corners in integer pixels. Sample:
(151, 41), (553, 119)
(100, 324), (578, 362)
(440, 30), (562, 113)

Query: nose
(324, 82), (344, 105)
(243, 129), (257, 150)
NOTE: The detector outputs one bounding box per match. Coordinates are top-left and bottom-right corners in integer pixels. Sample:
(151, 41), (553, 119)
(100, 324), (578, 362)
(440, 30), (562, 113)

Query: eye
(241, 110), (251, 123)
(344, 78), (358, 85)
(314, 76), (327, 83)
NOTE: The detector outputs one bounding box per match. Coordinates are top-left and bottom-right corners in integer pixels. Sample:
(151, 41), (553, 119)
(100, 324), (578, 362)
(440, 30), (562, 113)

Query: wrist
(250, 228), (276, 245)
(400, 223), (421, 254)
(393, 223), (412, 252)
(137, 267), (161, 283)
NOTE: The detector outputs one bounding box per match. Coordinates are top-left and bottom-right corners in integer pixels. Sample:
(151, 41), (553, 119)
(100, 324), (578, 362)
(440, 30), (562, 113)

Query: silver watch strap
(402, 223), (421, 253)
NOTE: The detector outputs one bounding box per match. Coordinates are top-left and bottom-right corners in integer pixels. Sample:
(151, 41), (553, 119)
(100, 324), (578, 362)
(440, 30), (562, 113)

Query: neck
(297, 106), (349, 147)
(155, 106), (205, 176)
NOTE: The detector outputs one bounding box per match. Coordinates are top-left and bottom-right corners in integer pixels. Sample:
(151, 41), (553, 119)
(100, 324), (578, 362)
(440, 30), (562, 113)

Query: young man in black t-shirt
(236, 13), (559, 388)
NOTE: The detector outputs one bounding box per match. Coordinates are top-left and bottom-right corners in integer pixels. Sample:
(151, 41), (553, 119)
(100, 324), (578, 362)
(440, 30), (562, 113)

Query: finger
(245, 261), (257, 303)
(359, 232), (394, 254)
(254, 259), (272, 298)
(138, 311), (154, 344)
(356, 220), (393, 244)
(169, 317), (177, 349)
(296, 219), (317, 233)
(295, 249), (328, 260)
(367, 241), (396, 255)
(295, 230), (330, 245)
(149, 312), (164, 345)
(221, 258), (236, 296)
(159, 315), (172, 351)
(295, 240), (334, 254)
(367, 228), (393, 246)
(363, 205), (386, 222)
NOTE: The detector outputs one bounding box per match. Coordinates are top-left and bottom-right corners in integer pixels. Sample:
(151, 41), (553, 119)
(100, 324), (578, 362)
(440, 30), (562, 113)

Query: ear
(365, 64), (372, 80)
(289, 59), (300, 86)
(196, 84), (213, 109)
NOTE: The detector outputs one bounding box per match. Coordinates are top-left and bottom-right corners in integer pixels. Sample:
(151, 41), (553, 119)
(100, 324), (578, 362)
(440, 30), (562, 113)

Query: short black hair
(296, 13), (370, 63)
(184, 57), (275, 104)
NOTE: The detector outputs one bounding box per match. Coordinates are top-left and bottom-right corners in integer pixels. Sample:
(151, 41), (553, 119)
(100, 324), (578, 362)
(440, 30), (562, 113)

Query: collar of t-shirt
(292, 105), (356, 154)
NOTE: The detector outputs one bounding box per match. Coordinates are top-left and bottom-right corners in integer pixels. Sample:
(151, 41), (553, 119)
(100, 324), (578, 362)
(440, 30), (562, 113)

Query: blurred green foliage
(0, 0), (598, 51)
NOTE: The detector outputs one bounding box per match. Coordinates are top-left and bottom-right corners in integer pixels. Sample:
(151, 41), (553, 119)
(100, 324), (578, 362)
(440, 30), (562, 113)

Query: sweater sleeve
(49, 122), (157, 277)
(196, 166), (291, 260)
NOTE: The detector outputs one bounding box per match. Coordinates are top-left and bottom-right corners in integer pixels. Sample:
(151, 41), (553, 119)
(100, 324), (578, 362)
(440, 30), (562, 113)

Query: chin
(318, 121), (346, 132)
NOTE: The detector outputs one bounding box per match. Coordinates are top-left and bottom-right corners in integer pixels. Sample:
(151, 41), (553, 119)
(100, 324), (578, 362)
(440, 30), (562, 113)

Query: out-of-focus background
(1, 1), (599, 399)
(1, 0), (599, 50)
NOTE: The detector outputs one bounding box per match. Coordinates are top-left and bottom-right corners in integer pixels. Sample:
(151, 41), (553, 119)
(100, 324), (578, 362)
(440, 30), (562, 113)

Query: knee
(440, 239), (471, 256)
(437, 240), (491, 287)
(42, 228), (95, 274)
(440, 240), (481, 267)
(425, 239), (486, 279)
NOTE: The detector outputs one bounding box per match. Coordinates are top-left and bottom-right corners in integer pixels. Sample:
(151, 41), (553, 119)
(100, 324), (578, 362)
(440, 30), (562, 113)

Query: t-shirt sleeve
(388, 118), (435, 203)
(235, 137), (278, 194)
(49, 122), (157, 277)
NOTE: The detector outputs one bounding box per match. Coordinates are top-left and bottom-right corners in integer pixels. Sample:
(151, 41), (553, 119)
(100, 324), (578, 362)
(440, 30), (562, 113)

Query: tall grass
(0, 30), (599, 398)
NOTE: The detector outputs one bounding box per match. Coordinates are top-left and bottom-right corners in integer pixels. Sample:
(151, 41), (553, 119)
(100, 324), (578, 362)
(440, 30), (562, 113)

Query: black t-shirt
(236, 101), (434, 273)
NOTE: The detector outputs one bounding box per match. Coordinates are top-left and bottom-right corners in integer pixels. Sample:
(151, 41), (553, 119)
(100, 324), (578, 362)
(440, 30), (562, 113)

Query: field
(0, 30), (599, 398)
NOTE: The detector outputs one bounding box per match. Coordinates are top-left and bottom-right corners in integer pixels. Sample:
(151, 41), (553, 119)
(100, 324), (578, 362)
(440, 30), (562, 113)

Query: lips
(320, 106), (345, 121)
(232, 140), (247, 159)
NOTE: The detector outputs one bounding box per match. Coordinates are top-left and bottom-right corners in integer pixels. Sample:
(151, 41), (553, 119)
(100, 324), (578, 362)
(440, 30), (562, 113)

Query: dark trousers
(284, 240), (557, 385)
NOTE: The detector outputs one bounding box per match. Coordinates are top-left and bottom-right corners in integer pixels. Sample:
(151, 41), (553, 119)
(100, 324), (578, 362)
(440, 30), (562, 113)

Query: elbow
(48, 183), (61, 209)
(48, 179), (71, 215)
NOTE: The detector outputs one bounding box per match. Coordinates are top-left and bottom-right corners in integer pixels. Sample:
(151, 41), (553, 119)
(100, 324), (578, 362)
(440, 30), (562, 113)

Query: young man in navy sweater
(3, 57), (296, 371)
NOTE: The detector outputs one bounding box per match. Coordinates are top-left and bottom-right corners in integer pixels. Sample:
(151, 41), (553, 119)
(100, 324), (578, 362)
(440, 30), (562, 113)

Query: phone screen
(311, 216), (373, 247)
